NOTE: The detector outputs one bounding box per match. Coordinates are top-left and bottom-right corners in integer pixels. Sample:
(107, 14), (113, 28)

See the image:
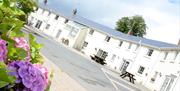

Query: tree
(116, 15), (147, 37)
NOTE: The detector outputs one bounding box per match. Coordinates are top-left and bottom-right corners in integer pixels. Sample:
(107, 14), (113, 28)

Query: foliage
(29, 34), (44, 64)
(116, 15), (147, 37)
(0, 62), (16, 88)
(0, 0), (51, 90)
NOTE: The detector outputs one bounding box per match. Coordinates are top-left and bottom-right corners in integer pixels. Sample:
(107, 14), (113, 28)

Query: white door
(160, 75), (176, 91)
(120, 60), (129, 73)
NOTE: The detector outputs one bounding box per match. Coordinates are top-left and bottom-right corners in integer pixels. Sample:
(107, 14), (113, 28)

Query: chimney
(72, 9), (77, 15)
(178, 39), (180, 46)
(127, 30), (133, 35)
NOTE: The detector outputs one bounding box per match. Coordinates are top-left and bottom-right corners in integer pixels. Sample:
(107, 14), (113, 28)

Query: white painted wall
(28, 7), (180, 91)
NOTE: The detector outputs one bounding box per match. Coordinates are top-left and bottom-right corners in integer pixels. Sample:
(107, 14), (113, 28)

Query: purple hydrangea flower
(8, 61), (47, 91)
(0, 39), (8, 61)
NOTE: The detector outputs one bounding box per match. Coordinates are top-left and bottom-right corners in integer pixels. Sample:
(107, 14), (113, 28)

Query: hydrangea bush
(0, 0), (51, 91)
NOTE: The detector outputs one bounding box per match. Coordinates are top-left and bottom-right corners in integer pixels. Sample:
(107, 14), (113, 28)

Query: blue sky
(39, 0), (180, 44)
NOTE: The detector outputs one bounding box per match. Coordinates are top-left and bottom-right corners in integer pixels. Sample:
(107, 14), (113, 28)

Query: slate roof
(38, 3), (180, 50)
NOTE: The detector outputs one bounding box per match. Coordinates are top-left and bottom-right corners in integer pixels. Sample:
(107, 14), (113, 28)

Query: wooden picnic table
(120, 71), (136, 84)
(90, 54), (106, 65)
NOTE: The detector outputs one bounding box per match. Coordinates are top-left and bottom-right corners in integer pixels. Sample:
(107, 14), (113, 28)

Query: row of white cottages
(27, 4), (180, 91)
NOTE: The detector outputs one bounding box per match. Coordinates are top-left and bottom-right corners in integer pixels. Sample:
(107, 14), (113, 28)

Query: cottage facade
(27, 4), (180, 91)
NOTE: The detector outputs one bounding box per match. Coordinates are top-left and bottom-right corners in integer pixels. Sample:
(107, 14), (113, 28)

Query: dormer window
(146, 49), (153, 56)
(64, 19), (69, 23)
(89, 29), (94, 35)
(55, 15), (59, 20)
(105, 36), (111, 42)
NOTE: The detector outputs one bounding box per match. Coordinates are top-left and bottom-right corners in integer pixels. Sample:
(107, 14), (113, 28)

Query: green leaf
(0, 62), (7, 68)
(7, 41), (27, 60)
(10, 26), (25, 37)
(0, 10), (3, 21)
(0, 62), (16, 88)
(2, 0), (10, 7)
(0, 23), (11, 34)
(16, 48), (27, 60)
(0, 81), (8, 88)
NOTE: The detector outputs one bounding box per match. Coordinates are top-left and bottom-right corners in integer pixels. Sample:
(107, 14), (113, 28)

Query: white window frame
(45, 24), (50, 30)
(163, 52), (168, 60)
(119, 41), (123, 47)
(138, 66), (145, 74)
(83, 41), (88, 48)
(146, 49), (154, 56)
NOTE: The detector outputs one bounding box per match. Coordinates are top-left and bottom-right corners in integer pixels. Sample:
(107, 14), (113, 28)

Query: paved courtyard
(22, 27), (149, 91)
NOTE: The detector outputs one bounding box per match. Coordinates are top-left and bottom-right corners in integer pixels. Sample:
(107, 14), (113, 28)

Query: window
(105, 36), (111, 42)
(128, 43), (132, 49)
(164, 52), (168, 60)
(64, 24), (72, 30)
(68, 28), (79, 38)
(111, 54), (116, 61)
(146, 49), (154, 56)
(83, 41), (88, 48)
(55, 30), (62, 38)
(35, 20), (42, 29)
(89, 29), (94, 35)
(151, 71), (158, 83)
(45, 24), (50, 30)
(119, 41), (123, 47)
(55, 15), (59, 20)
(138, 66), (145, 74)
(173, 51), (178, 60)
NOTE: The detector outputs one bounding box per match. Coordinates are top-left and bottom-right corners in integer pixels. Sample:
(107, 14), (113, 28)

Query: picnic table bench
(120, 71), (136, 84)
(90, 54), (106, 65)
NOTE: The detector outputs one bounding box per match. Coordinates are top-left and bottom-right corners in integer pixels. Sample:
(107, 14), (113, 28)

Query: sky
(39, 0), (180, 44)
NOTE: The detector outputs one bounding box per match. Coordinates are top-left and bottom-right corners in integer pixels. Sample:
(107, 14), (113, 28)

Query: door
(56, 30), (62, 39)
(120, 60), (129, 73)
(160, 75), (176, 91)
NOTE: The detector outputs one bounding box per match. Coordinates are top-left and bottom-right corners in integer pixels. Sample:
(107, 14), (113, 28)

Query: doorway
(120, 60), (130, 73)
(160, 74), (176, 91)
(56, 30), (62, 39)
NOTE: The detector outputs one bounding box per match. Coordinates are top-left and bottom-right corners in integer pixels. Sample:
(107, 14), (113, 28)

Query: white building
(27, 4), (180, 91)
